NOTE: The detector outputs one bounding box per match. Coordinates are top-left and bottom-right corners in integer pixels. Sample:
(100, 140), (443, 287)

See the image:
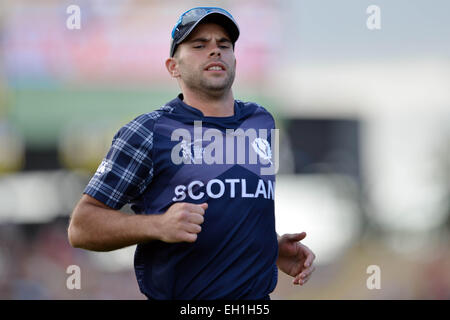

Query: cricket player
(68, 7), (315, 300)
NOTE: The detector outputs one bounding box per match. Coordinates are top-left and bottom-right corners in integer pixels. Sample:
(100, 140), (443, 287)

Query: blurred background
(0, 0), (449, 299)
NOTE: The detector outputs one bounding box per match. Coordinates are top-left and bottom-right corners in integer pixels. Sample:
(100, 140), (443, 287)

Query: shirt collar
(172, 93), (241, 121)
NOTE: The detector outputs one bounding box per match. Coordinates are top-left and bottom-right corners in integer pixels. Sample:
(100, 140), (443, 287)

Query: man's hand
(158, 202), (207, 243)
(277, 232), (316, 286)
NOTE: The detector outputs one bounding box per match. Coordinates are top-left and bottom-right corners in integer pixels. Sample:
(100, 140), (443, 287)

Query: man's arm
(68, 194), (207, 252)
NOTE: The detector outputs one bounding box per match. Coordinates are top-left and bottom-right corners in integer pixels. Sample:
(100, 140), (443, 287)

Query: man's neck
(181, 89), (235, 117)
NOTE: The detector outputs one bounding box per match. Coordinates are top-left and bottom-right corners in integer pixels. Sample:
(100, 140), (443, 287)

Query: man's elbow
(67, 218), (82, 248)
(67, 204), (90, 249)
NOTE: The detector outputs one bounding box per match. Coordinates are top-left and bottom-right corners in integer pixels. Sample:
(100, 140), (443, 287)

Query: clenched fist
(157, 202), (208, 243)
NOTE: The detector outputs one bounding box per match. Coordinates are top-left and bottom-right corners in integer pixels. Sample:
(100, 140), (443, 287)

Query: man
(68, 7), (315, 300)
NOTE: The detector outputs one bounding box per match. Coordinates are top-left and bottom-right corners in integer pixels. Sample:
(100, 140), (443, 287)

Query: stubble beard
(182, 64), (236, 99)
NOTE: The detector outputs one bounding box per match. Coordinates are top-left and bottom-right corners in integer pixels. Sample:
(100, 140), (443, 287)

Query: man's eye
(193, 45), (204, 48)
(219, 45), (230, 49)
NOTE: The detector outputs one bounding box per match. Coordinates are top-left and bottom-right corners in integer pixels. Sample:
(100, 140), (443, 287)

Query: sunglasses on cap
(170, 7), (240, 57)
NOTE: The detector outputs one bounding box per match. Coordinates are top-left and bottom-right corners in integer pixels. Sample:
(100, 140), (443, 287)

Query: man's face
(173, 22), (236, 95)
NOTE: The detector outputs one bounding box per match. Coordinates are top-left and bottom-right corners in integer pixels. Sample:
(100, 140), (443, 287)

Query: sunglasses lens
(181, 8), (207, 25)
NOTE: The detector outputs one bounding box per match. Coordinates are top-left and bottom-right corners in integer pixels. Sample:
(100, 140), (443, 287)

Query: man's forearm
(68, 201), (161, 252)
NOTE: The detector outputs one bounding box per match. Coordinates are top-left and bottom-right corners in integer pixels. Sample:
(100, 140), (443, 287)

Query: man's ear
(165, 57), (180, 78)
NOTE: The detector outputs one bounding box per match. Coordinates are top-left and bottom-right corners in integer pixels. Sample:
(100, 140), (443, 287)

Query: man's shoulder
(113, 105), (175, 141)
(123, 105), (175, 130)
(236, 99), (275, 121)
(134, 105), (175, 124)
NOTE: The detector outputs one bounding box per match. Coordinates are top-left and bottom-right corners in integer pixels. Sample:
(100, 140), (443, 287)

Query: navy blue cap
(170, 7), (240, 57)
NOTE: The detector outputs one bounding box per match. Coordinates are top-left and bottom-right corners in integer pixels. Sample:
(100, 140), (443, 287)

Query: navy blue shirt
(84, 94), (278, 299)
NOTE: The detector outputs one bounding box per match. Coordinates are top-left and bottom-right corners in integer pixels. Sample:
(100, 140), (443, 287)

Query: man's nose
(209, 46), (221, 57)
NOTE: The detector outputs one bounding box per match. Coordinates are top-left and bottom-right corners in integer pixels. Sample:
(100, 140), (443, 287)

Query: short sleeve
(83, 114), (156, 209)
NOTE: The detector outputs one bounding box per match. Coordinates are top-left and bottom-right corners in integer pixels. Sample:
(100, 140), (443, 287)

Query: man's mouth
(204, 62), (226, 72)
(207, 66), (224, 71)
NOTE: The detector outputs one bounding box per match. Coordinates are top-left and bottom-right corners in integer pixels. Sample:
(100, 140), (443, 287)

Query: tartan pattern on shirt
(84, 106), (172, 209)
